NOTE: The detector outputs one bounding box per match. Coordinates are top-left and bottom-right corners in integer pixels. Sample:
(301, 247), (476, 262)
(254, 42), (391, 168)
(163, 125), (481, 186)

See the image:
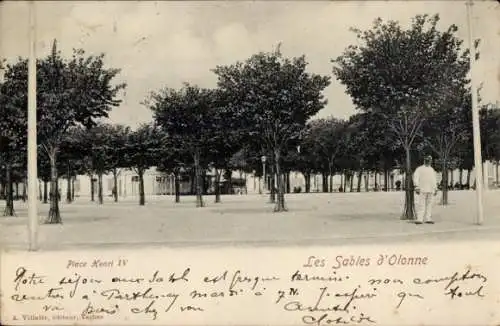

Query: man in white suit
(413, 155), (438, 224)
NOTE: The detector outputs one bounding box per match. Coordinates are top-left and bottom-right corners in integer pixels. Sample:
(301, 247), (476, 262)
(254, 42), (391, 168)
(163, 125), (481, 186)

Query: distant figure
(413, 155), (438, 225)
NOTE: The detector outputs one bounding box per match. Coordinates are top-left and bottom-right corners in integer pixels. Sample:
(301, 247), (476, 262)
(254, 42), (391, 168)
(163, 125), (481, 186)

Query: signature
(302, 312), (376, 326)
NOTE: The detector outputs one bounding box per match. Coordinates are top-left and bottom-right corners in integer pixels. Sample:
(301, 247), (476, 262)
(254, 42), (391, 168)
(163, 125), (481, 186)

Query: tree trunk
(71, 176), (75, 201)
(194, 150), (204, 207)
(449, 169), (454, 189)
(89, 174), (95, 202)
(321, 172), (327, 193)
(304, 172), (311, 193)
(15, 182), (19, 199)
(466, 169), (471, 188)
(190, 170), (196, 195)
(286, 172), (291, 194)
(269, 164), (276, 203)
(328, 162), (334, 193)
(343, 171), (347, 192)
(496, 161), (499, 185)
(3, 162), (15, 216)
(244, 172), (248, 194)
(349, 172), (354, 192)
(46, 151), (61, 224)
(374, 173), (378, 191)
(340, 173), (344, 192)
(364, 173), (369, 192)
(384, 170), (389, 192)
(203, 170), (209, 195)
(401, 147), (416, 220)
(274, 149), (286, 212)
(22, 178), (27, 202)
(57, 177), (61, 202)
(174, 171), (180, 203)
(441, 159), (448, 205)
(357, 170), (362, 192)
(226, 169), (233, 195)
(113, 168), (118, 202)
(459, 169), (463, 188)
(38, 180), (42, 201)
(66, 165), (72, 204)
(43, 180), (48, 203)
(215, 168), (222, 203)
(98, 172), (104, 205)
(138, 169), (145, 206)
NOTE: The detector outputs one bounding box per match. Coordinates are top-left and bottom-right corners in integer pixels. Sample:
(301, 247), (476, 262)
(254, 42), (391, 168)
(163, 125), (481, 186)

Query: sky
(1, 1), (499, 129)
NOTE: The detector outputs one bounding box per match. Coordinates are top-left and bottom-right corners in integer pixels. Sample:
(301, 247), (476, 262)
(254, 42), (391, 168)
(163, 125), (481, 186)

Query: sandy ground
(0, 190), (499, 250)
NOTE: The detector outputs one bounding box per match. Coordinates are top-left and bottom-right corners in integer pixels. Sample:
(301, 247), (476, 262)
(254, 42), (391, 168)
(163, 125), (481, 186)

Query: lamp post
(261, 155), (267, 193)
(466, 0), (484, 225)
(27, 1), (39, 250)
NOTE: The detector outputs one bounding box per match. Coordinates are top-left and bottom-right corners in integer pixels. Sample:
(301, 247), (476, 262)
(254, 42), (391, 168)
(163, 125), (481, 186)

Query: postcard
(0, 1), (499, 325)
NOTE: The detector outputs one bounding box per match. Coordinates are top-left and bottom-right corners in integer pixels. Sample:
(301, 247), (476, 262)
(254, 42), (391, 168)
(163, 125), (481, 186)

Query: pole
(466, 0), (484, 225)
(483, 161), (489, 191)
(262, 162), (266, 192)
(28, 1), (39, 250)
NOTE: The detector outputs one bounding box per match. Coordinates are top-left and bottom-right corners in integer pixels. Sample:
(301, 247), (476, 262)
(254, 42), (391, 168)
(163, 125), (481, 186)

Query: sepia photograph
(0, 0), (499, 250)
(1, 1), (500, 325)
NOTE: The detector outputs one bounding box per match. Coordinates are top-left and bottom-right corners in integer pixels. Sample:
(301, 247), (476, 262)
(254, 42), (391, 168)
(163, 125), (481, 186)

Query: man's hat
(424, 155), (432, 161)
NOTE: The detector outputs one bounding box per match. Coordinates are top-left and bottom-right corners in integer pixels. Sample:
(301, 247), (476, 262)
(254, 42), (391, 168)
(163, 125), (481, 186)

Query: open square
(1, 190), (499, 250)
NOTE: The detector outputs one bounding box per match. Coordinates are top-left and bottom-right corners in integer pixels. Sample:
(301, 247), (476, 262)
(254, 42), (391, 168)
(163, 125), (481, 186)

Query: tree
(333, 14), (476, 220)
(213, 47), (331, 212)
(1, 40), (125, 223)
(37, 150), (52, 203)
(206, 93), (243, 203)
(155, 137), (190, 204)
(304, 117), (347, 192)
(122, 124), (163, 206)
(347, 112), (401, 192)
(148, 84), (220, 208)
(295, 134), (320, 193)
(0, 138), (19, 216)
(480, 104), (500, 162)
(107, 124), (131, 202)
(0, 59), (27, 216)
(480, 103), (500, 186)
(85, 124), (112, 205)
(423, 86), (472, 205)
(79, 123), (130, 204)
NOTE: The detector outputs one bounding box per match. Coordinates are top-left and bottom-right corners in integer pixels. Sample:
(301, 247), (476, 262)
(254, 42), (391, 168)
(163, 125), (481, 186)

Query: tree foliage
(0, 40), (126, 222)
(148, 84), (220, 207)
(333, 14), (476, 219)
(213, 48), (331, 211)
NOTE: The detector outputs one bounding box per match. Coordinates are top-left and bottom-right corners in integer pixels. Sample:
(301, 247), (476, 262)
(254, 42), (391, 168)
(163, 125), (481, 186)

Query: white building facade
(54, 161), (498, 199)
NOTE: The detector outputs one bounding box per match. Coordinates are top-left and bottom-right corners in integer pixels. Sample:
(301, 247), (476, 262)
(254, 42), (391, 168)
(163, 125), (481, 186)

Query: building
(44, 160), (499, 199)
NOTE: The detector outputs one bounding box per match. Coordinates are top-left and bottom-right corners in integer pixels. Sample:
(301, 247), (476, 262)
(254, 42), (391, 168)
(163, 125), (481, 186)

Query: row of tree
(1, 14), (499, 224)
